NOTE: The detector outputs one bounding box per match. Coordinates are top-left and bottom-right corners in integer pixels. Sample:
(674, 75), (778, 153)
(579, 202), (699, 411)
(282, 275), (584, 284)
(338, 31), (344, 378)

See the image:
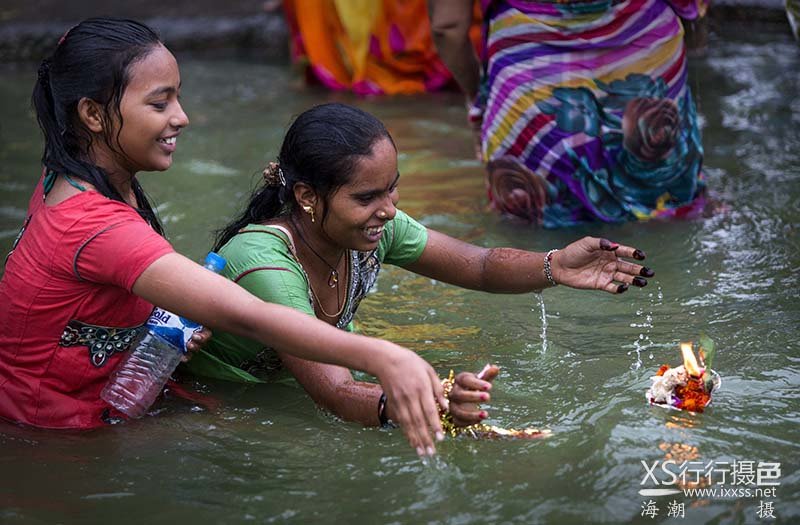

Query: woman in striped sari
(431, 0), (708, 227)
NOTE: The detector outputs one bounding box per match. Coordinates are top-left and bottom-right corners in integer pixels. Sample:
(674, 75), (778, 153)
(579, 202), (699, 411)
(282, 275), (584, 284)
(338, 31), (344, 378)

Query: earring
(303, 205), (315, 223)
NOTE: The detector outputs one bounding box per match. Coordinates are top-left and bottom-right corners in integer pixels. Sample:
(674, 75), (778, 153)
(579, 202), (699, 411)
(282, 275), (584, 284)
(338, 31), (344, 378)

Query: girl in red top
(0, 18), (453, 456)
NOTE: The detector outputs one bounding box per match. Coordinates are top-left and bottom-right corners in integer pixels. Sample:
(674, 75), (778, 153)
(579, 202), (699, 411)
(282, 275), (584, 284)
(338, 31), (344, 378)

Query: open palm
(551, 237), (653, 293)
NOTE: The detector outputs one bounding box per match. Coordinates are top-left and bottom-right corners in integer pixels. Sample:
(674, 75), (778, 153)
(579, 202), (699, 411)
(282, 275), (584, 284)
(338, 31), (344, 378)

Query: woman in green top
(189, 103), (654, 430)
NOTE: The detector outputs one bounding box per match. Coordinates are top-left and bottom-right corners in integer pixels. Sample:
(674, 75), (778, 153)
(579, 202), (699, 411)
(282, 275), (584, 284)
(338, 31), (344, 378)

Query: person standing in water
(430, 0), (708, 227)
(187, 103), (655, 431)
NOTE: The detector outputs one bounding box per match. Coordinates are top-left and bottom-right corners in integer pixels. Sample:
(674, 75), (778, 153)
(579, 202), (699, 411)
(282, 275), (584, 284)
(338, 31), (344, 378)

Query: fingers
(185, 328), (211, 354)
(394, 390), (436, 456)
(602, 281), (629, 294)
(598, 238), (646, 261)
(449, 380), (489, 427)
(448, 365), (500, 427)
(598, 238), (620, 251)
(450, 403), (487, 427)
(454, 371), (493, 392)
(609, 243), (645, 261)
(183, 331), (209, 361)
(450, 385), (490, 404)
(476, 363), (500, 382)
(375, 349), (443, 456)
(557, 237), (652, 293)
(612, 271), (647, 286)
(431, 368), (448, 414)
(615, 260), (655, 279)
(425, 369), (445, 442)
(392, 369), (445, 456)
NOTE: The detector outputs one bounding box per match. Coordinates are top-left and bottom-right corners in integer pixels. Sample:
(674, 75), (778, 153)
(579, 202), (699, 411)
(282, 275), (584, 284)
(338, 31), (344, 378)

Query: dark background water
(0, 23), (798, 525)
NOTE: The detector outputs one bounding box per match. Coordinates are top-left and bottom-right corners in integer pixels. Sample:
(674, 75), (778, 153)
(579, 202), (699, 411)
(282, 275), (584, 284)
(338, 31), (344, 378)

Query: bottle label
(146, 308), (200, 353)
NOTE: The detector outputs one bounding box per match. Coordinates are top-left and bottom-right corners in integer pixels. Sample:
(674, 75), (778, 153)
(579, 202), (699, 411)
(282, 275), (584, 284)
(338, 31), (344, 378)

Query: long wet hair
(214, 103), (394, 251)
(32, 17), (165, 234)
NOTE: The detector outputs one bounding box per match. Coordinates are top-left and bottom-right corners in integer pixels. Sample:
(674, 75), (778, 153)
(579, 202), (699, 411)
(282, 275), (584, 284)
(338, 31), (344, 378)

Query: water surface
(0, 28), (798, 525)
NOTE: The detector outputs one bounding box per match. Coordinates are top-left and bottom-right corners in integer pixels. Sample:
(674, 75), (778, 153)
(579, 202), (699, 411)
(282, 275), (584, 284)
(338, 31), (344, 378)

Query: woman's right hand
(449, 364), (500, 427)
(372, 342), (447, 456)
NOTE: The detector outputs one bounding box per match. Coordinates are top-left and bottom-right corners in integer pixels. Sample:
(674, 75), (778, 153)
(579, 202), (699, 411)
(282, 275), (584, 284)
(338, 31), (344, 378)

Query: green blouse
(185, 209), (428, 383)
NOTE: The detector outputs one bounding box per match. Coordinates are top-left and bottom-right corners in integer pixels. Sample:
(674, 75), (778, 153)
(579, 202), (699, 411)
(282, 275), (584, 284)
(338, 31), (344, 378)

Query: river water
(0, 26), (798, 525)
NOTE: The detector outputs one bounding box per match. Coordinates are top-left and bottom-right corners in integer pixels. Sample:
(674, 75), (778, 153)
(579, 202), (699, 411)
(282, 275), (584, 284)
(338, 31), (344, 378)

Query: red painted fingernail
(480, 393), (489, 401)
(479, 411), (488, 419)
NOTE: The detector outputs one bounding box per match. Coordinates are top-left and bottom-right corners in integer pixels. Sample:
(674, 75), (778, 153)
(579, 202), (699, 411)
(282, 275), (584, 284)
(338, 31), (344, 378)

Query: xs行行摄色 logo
(636, 459), (783, 520)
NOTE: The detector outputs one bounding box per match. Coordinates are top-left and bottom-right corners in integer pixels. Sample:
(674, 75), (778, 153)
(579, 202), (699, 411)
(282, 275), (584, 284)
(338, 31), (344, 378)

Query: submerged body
(189, 103), (655, 431)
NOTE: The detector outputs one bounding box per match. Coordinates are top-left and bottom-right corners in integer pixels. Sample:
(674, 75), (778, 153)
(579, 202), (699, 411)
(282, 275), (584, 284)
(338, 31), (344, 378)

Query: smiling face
(98, 45), (188, 176)
(317, 137), (400, 252)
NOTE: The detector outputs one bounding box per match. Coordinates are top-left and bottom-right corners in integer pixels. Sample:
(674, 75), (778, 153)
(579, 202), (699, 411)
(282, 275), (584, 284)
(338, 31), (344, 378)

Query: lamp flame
(681, 342), (703, 377)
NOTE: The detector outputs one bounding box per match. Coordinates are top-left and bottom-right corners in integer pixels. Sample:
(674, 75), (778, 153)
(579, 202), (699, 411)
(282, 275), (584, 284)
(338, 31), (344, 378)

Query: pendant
(328, 270), (339, 287)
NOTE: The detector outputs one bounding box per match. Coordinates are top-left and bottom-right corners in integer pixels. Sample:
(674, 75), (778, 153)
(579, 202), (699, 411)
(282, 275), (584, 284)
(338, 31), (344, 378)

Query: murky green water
(1, 28), (798, 525)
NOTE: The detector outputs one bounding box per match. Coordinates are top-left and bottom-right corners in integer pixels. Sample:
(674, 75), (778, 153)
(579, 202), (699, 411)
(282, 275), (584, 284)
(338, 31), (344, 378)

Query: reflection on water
(1, 26), (799, 524)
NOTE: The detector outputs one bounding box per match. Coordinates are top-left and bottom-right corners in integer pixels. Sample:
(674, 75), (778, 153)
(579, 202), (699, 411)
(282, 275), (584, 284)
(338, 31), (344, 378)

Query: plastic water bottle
(100, 252), (226, 418)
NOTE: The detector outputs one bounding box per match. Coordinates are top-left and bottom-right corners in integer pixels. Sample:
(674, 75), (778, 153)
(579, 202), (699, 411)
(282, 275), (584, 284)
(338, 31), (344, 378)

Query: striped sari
(473, 0), (708, 227)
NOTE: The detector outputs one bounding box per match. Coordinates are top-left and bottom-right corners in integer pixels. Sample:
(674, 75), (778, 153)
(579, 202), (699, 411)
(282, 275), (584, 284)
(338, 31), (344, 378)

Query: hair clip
(58, 25), (77, 47)
(263, 162), (286, 187)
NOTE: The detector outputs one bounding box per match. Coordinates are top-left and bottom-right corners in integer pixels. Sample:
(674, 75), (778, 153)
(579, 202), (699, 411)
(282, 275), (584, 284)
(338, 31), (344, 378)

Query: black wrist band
(378, 392), (390, 427)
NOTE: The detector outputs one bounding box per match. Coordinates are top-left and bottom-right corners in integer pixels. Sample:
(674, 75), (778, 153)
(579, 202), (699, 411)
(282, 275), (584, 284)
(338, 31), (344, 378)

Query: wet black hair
(213, 103), (395, 251)
(32, 17), (166, 234)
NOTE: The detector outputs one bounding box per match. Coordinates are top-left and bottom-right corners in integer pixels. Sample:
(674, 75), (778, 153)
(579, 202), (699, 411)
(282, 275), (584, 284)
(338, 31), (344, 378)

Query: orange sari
(283, 0), (481, 95)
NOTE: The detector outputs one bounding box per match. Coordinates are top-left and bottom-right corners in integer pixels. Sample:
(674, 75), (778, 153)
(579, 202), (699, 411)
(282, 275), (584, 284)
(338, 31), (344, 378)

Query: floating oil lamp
(647, 337), (720, 413)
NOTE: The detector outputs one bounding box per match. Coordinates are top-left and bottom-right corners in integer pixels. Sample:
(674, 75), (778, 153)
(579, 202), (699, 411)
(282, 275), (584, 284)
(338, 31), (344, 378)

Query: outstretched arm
(132, 252), (446, 455)
(429, 0), (481, 102)
(278, 353), (497, 429)
(405, 230), (653, 294)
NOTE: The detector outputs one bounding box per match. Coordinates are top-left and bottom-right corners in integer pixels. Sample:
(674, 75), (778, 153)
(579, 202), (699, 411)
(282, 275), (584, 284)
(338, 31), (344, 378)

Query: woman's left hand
(183, 327), (212, 362)
(551, 237), (654, 294)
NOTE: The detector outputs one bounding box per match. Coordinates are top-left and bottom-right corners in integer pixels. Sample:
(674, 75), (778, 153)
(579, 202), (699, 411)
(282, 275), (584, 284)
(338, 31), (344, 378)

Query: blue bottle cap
(203, 252), (227, 273)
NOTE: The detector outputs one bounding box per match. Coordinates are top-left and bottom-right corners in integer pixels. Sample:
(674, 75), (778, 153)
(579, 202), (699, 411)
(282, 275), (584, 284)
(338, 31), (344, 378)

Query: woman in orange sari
(283, 0), (481, 95)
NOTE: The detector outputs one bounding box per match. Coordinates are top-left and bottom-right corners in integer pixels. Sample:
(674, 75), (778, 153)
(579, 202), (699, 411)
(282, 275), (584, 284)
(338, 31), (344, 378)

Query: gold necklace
(290, 218), (348, 318)
(292, 218), (345, 288)
(306, 255), (349, 319)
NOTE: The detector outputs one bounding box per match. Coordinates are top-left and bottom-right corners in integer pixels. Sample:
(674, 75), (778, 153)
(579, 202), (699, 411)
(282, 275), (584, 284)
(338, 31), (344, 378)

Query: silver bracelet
(543, 249), (558, 287)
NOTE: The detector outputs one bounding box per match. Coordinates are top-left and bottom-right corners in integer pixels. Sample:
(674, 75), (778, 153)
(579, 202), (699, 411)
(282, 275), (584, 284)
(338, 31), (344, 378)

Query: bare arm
(405, 231), (654, 294)
(132, 252), (446, 454)
(279, 353), (497, 428)
(406, 230), (550, 292)
(278, 354), (384, 426)
(429, 0), (481, 101)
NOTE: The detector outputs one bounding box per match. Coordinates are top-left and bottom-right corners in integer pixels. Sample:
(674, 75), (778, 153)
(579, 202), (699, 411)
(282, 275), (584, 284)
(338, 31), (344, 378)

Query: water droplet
(533, 294), (548, 353)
